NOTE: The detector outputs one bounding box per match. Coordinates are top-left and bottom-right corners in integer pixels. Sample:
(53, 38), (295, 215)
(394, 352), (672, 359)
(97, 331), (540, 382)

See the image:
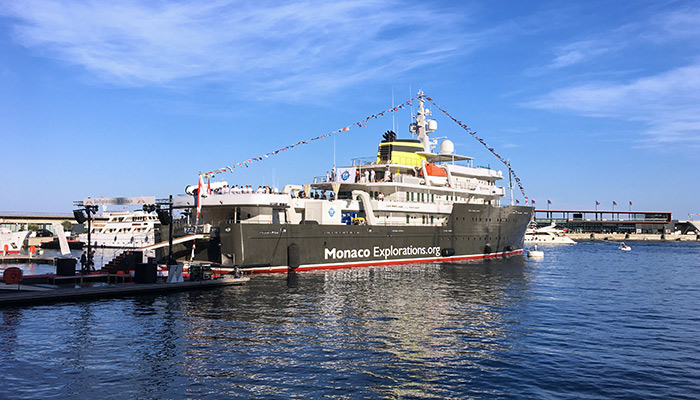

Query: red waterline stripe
(241, 249), (524, 274)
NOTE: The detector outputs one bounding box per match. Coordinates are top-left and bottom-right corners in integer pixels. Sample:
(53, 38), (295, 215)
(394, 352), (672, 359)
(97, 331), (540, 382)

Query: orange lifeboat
(424, 163), (447, 177)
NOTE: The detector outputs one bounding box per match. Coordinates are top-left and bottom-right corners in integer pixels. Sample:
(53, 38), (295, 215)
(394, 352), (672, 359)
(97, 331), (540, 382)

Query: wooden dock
(0, 277), (250, 306)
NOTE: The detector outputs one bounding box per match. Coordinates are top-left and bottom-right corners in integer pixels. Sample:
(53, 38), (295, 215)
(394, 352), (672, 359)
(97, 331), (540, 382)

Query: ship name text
(324, 245), (441, 260)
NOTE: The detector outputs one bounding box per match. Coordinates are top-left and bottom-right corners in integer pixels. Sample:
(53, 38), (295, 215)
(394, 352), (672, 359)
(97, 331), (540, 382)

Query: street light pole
(168, 195), (174, 265)
(146, 198), (174, 265)
(84, 205), (98, 271)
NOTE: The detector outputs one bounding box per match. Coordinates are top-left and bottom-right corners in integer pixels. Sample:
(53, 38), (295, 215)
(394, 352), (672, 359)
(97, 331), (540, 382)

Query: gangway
(140, 234), (208, 251)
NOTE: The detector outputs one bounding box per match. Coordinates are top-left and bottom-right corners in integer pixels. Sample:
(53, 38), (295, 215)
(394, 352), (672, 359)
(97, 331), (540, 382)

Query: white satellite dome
(440, 139), (454, 154)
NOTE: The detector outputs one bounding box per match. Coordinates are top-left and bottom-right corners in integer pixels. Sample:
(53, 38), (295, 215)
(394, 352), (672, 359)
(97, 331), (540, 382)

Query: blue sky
(1, 0), (698, 219)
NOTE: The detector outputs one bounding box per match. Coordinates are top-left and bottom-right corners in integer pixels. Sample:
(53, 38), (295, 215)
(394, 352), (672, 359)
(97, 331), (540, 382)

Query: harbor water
(2, 241), (699, 398)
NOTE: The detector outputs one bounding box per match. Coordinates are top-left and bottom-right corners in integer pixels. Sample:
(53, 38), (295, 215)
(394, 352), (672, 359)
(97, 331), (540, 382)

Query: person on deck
(88, 250), (95, 271)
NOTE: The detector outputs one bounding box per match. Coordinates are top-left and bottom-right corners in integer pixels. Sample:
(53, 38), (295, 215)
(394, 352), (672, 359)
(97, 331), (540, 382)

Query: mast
(415, 91), (431, 153)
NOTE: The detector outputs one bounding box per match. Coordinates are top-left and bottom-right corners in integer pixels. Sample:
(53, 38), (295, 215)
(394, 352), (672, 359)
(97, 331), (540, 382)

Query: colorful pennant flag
(198, 96), (417, 179)
(196, 174), (203, 218)
(194, 93), (530, 206)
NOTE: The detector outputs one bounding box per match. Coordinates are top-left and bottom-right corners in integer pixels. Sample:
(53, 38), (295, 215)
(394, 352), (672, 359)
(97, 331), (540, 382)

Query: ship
(79, 210), (161, 249)
(1, 227), (30, 254)
(170, 93), (533, 273)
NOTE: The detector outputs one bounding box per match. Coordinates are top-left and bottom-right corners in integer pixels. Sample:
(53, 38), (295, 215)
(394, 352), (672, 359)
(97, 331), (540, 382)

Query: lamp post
(73, 203), (99, 271)
(144, 196), (174, 265)
(85, 205), (98, 269)
(164, 195), (174, 265)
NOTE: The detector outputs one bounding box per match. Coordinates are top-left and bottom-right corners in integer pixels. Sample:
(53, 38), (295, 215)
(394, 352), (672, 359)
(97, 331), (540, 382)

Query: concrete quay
(567, 233), (700, 242)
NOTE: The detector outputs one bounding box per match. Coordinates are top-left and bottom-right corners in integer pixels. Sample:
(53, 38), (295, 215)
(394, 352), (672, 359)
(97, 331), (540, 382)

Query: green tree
(61, 220), (73, 231)
(27, 223), (39, 231)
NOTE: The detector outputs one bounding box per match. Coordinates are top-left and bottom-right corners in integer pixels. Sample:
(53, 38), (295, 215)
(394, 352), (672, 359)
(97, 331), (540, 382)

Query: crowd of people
(202, 172), (394, 202)
(297, 190), (333, 200)
(210, 185), (279, 195)
(325, 167), (391, 183)
(206, 183), (386, 202)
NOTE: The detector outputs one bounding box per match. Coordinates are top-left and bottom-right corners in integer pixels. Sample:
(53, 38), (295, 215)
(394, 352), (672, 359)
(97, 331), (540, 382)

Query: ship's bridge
(376, 139), (426, 167)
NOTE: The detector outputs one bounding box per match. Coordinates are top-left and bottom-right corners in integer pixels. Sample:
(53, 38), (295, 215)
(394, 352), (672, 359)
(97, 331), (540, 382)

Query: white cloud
(539, 6), (700, 72)
(1, 0), (474, 99)
(646, 6), (700, 42)
(525, 62), (700, 148)
(523, 5), (700, 148)
(548, 40), (619, 69)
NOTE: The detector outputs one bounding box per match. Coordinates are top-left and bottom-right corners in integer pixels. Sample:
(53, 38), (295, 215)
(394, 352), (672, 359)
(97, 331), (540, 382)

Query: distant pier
(567, 233), (700, 242)
(534, 209), (700, 237)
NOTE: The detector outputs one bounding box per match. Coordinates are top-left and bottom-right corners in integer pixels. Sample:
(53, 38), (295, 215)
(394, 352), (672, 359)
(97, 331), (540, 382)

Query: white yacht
(524, 222), (576, 245)
(79, 210), (161, 248)
(0, 228), (30, 254)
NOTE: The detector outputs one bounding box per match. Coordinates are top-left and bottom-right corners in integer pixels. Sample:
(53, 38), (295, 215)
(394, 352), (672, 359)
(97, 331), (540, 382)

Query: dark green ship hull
(212, 204), (533, 273)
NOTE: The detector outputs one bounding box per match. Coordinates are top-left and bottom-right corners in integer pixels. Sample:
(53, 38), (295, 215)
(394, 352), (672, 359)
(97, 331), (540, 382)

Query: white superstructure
(79, 210), (160, 248)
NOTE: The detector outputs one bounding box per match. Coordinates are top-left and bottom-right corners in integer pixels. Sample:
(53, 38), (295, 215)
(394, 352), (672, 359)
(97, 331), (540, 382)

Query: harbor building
(533, 209), (675, 234)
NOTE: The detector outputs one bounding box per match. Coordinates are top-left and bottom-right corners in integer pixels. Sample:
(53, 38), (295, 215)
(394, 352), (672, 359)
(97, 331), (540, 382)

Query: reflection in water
(314, 260), (532, 397)
(0, 258), (532, 398)
(124, 295), (187, 398)
(1, 308), (23, 358)
(164, 259), (532, 398)
(4, 243), (698, 398)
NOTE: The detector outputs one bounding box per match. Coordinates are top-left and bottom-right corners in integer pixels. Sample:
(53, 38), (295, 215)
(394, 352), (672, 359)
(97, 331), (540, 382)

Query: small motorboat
(527, 245), (544, 258)
(524, 222), (576, 245)
(619, 242), (631, 251)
